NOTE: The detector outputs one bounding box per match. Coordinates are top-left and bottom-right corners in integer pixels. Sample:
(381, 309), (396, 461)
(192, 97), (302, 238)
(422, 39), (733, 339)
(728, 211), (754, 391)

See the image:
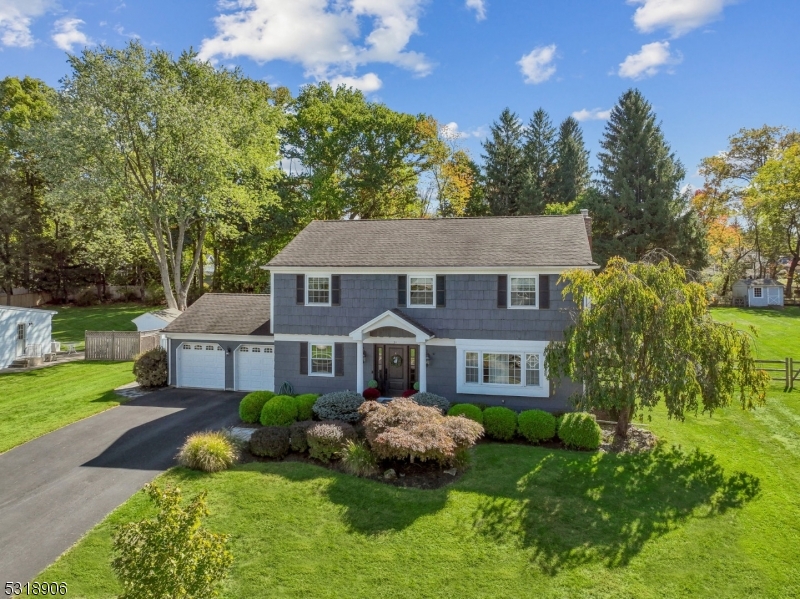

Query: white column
(356, 340), (364, 393)
(419, 341), (427, 393)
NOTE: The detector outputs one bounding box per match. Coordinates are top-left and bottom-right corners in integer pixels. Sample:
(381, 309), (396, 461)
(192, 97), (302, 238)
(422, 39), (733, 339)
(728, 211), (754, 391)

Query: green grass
(36, 308), (800, 598)
(51, 303), (148, 350)
(0, 362), (135, 454)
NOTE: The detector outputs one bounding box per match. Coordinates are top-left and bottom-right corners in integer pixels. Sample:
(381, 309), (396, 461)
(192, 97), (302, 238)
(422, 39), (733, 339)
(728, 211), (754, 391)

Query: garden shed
(731, 278), (784, 307)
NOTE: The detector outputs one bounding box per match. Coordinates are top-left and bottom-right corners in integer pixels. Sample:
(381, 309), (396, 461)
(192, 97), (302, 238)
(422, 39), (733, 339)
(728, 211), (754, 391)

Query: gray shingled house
(163, 212), (596, 411)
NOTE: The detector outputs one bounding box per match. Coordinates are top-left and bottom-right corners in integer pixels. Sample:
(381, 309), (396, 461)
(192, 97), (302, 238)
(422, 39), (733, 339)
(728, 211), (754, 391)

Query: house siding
(0, 307), (54, 369)
(274, 340), (359, 395)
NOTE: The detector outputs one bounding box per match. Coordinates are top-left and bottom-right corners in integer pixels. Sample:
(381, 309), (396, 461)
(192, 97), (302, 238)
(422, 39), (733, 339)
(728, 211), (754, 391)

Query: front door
(16, 323), (26, 356)
(385, 345), (408, 396)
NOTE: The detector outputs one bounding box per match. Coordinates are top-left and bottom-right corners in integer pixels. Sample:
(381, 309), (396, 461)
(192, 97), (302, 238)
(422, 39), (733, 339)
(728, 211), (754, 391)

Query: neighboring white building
(132, 308), (182, 332)
(0, 306), (58, 368)
(731, 278), (784, 307)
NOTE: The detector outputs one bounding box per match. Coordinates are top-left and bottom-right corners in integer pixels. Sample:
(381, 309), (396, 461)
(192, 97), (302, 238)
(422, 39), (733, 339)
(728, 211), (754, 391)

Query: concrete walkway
(0, 388), (243, 583)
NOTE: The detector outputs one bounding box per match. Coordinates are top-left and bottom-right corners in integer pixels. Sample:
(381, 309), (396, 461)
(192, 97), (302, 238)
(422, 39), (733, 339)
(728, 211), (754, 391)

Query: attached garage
(235, 345), (274, 391)
(177, 343), (226, 389)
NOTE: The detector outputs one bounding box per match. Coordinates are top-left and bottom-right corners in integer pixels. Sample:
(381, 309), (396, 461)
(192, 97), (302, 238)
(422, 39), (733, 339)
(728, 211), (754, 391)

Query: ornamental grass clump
(260, 395), (298, 426)
(483, 406), (518, 441)
(517, 409), (557, 443)
(306, 421), (356, 462)
(293, 394), (319, 421)
(341, 440), (378, 476)
(448, 403), (484, 424)
(177, 431), (238, 473)
(359, 399), (483, 466)
(312, 391), (364, 423)
(239, 391), (275, 423)
(557, 412), (602, 450)
(412, 392), (450, 414)
(250, 426), (291, 458)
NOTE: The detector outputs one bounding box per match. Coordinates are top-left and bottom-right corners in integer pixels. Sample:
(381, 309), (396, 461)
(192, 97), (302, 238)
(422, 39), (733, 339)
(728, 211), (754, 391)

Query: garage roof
(163, 294), (271, 336)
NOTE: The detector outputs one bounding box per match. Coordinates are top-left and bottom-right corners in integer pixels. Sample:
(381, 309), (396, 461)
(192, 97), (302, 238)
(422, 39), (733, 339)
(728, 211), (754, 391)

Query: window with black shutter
(436, 275), (446, 308)
(296, 274), (305, 305)
(335, 343), (344, 376)
(497, 275), (507, 308)
(299, 342), (308, 374)
(331, 275), (341, 306)
(539, 275), (550, 309)
(398, 275), (407, 307)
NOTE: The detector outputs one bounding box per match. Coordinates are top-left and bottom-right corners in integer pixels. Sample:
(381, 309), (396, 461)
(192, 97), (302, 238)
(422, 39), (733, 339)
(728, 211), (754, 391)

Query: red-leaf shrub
(362, 388), (381, 400)
(401, 389), (417, 398)
(358, 398), (483, 466)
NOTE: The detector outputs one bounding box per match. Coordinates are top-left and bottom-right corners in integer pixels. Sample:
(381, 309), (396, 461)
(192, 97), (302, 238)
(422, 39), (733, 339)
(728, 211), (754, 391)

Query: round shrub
(401, 389), (417, 398)
(483, 407), (518, 441)
(367, 379), (378, 389)
(133, 347), (168, 388)
(412, 392), (450, 414)
(250, 426), (291, 458)
(239, 391), (275, 423)
(260, 395), (299, 426)
(362, 388), (381, 400)
(517, 409), (557, 443)
(306, 421), (356, 462)
(289, 420), (316, 453)
(557, 412), (602, 450)
(312, 391), (364, 423)
(177, 431), (238, 473)
(448, 403), (484, 424)
(293, 394), (319, 421)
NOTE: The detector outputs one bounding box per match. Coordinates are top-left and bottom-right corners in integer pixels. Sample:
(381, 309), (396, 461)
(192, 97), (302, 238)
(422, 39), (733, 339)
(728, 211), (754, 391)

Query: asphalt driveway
(0, 388), (242, 584)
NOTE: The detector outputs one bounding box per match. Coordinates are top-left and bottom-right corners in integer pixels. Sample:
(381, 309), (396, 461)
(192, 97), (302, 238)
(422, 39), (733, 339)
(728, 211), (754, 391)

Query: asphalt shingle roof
(163, 294), (271, 336)
(267, 215), (595, 268)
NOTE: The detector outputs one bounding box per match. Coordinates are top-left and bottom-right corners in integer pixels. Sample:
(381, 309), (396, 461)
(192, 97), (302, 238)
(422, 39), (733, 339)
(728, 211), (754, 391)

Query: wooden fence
(755, 358), (800, 391)
(85, 331), (161, 361)
(0, 292), (51, 308)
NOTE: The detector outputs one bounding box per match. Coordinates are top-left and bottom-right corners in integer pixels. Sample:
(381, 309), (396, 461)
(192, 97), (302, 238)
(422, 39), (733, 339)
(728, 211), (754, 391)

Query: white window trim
(309, 340), (335, 377)
(508, 274), (539, 310)
(456, 339), (549, 398)
(305, 274), (332, 307)
(407, 274), (436, 309)
(753, 287), (763, 298)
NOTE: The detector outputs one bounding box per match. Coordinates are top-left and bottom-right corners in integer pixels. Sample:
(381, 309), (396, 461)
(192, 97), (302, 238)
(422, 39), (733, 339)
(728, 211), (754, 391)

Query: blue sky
(1, 0), (798, 187)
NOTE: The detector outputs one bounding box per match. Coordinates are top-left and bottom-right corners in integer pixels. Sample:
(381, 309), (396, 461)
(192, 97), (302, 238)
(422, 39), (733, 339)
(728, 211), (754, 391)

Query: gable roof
(163, 294), (271, 336)
(267, 215), (595, 269)
(133, 308), (182, 325)
(349, 308), (436, 342)
(737, 278), (783, 287)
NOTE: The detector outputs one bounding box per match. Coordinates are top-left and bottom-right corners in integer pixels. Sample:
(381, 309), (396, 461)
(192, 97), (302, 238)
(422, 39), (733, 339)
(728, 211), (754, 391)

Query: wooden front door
(385, 345), (408, 395)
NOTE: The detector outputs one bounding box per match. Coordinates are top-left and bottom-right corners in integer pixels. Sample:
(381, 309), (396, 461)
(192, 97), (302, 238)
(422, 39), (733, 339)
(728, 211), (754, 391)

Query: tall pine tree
(482, 108), (525, 215)
(520, 108), (556, 214)
(586, 89), (706, 267)
(551, 116), (590, 206)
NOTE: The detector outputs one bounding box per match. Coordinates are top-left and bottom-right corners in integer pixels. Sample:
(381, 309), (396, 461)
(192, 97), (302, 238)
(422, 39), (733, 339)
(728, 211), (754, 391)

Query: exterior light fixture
(363, 350), (367, 363)
(425, 353), (431, 367)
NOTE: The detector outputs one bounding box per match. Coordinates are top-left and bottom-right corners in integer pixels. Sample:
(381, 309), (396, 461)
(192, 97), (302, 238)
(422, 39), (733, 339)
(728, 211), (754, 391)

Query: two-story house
(163, 212), (596, 411)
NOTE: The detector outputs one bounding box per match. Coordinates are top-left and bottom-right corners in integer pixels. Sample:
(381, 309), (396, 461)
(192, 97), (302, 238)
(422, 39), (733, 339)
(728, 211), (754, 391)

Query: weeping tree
(35, 41), (283, 310)
(546, 256), (770, 436)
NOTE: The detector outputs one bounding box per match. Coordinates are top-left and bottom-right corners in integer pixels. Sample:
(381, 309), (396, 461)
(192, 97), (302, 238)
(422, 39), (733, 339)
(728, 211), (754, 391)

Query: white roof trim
(0, 305), (57, 315)
(349, 310), (434, 343)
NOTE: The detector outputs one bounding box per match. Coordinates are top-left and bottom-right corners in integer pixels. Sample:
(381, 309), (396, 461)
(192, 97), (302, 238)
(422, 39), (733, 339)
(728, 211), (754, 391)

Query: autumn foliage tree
(546, 256), (770, 437)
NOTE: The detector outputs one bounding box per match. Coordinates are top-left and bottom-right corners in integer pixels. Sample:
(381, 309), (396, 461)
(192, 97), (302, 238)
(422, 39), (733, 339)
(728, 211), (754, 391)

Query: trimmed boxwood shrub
(306, 421), (356, 462)
(517, 409), (557, 443)
(133, 347), (168, 388)
(250, 426), (291, 458)
(483, 407), (518, 441)
(557, 412), (602, 450)
(448, 403), (484, 424)
(412, 392), (450, 414)
(239, 391), (275, 423)
(293, 394), (318, 421)
(312, 391), (364, 423)
(289, 420), (316, 453)
(260, 395), (299, 426)
(362, 388), (381, 400)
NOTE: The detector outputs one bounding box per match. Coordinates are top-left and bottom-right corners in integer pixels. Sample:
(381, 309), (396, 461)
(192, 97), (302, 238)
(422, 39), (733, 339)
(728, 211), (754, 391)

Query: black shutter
(398, 275), (407, 307)
(335, 343), (344, 376)
(436, 275), (446, 308)
(331, 275), (341, 306)
(497, 275), (507, 308)
(539, 275), (550, 309)
(299, 342), (308, 375)
(296, 274), (305, 305)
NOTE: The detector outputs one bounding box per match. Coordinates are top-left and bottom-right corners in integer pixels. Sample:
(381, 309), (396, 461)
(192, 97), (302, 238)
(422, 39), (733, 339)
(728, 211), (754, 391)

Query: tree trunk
(787, 255), (799, 299)
(615, 406), (631, 437)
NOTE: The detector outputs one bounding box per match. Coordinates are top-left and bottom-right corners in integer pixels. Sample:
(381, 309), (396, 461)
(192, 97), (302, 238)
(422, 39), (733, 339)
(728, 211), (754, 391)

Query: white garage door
(236, 345), (274, 392)
(178, 343), (225, 390)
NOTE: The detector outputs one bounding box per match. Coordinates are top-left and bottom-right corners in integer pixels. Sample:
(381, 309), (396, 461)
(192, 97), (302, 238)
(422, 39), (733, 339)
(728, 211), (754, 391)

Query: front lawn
(51, 303), (149, 350)
(0, 362), (135, 454)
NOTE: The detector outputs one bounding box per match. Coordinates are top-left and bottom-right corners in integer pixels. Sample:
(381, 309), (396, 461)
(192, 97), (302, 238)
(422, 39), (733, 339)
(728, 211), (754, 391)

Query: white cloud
(517, 44), (557, 84)
(441, 122), (486, 139)
(628, 0), (731, 37)
(199, 0), (431, 85)
(52, 18), (92, 52)
(465, 0), (486, 21)
(0, 0), (54, 47)
(618, 41), (680, 79)
(330, 72), (382, 92)
(572, 108), (612, 122)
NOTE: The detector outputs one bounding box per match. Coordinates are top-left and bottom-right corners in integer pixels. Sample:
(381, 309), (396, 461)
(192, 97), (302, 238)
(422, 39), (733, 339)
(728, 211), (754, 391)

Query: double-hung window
(306, 275), (331, 305)
(458, 342), (547, 397)
(509, 275), (537, 308)
(409, 276), (434, 307)
(753, 287), (763, 298)
(310, 344), (333, 375)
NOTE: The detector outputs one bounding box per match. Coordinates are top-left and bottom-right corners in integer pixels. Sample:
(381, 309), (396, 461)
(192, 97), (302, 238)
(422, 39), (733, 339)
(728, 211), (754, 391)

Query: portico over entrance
(349, 309), (435, 394)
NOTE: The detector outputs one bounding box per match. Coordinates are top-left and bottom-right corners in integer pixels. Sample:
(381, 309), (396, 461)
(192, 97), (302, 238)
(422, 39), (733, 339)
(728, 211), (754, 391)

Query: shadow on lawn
(463, 443), (760, 574)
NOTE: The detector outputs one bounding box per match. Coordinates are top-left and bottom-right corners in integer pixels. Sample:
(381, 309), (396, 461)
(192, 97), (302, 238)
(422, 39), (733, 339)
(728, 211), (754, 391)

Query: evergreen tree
(482, 108), (525, 215)
(551, 116), (590, 205)
(586, 89), (707, 268)
(520, 108), (556, 214)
